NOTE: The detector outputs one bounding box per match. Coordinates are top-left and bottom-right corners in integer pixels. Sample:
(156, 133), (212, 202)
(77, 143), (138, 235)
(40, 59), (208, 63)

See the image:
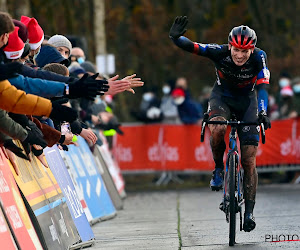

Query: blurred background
(4, 0), (300, 122)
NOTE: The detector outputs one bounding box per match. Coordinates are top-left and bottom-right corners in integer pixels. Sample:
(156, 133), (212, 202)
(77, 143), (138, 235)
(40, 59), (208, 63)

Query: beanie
(80, 61), (96, 74)
(12, 19), (28, 43)
(48, 35), (72, 53)
(4, 27), (24, 59)
(20, 16), (44, 50)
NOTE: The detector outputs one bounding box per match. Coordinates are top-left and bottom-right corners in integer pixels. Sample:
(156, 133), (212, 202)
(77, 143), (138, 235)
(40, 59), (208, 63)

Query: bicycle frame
(200, 114), (266, 246)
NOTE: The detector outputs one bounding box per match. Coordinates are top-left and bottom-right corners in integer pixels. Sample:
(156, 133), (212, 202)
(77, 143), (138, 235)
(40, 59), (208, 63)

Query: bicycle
(200, 113), (265, 246)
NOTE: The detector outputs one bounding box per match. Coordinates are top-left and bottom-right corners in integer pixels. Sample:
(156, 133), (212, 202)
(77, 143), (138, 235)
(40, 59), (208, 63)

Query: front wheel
(228, 155), (237, 246)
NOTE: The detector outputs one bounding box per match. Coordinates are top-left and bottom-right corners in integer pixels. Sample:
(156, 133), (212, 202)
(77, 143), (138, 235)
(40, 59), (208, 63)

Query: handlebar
(200, 116), (266, 144)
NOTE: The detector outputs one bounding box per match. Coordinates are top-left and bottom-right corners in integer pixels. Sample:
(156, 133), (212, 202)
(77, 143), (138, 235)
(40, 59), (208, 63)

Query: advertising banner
(44, 145), (95, 242)
(65, 137), (116, 222)
(97, 131), (126, 197)
(93, 145), (123, 210)
(0, 147), (42, 249)
(11, 142), (80, 250)
(113, 118), (300, 172)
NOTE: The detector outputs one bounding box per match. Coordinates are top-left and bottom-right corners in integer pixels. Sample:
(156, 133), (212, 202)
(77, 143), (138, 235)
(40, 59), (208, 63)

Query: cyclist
(169, 16), (271, 232)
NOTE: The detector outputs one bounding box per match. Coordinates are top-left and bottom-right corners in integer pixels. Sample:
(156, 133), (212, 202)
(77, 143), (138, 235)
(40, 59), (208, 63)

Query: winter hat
(68, 62), (86, 76)
(4, 27), (24, 59)
(171, 88), (185, 97)
(48, 35), (72, 53)
(80, 61), (96, 74)
(280, 85), (294, 97)
(12, 19), (28, 43)
(20, 16), (44, 50)
(35, 44), (70, 68)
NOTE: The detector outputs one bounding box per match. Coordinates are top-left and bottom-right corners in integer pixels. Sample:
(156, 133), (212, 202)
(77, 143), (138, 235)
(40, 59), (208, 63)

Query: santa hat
(280, 85), (294, 97)
(3, 27), (24, 59)
(20, 16), (44, 50)
(171, 87), (185, 97)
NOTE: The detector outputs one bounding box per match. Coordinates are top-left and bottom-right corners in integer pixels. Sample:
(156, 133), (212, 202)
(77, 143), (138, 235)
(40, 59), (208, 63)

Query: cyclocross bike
(200, 113), (265, 246)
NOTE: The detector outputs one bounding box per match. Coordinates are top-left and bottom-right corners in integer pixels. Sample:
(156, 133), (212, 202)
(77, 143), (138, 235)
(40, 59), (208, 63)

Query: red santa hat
(171, 87), (185, 97)
(20, 15), (44, 50)
(280, 85), (294, 97)
(3, 27), (24, 59)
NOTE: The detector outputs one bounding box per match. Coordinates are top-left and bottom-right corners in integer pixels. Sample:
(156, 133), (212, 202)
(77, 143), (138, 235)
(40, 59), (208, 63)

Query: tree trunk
(93, 0), (106, 55)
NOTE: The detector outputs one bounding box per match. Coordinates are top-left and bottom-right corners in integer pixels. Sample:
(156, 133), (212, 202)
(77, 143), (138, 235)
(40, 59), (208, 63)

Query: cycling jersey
(171, 36), (270, 111)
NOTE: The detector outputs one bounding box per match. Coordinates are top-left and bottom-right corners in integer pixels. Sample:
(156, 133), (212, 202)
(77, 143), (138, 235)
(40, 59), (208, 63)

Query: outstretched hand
(122, 74), (144, 94)
(169, 16), (188, 39)
(106, 75), (131, 95)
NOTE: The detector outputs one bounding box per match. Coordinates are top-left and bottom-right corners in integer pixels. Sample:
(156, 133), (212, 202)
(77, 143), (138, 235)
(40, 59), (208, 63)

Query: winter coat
(0, 80), (52, 116)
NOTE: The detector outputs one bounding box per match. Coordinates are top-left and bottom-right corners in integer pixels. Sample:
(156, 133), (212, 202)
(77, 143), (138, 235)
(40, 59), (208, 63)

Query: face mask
(77, 57), (85, 64)
(279, 78), (290, 88)
(95, 96), (102, 104)
(293, 84), (300, 94)
(143, 93), (153, 102)
(162, 86), (171, 95)
(174, 97), (185, 105)
(33, 47), (41, 60)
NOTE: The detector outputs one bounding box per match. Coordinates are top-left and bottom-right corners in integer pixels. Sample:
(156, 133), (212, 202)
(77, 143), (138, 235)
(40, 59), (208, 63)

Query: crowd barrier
(0, 129), (124, 250)
(113, 117), (300, 173)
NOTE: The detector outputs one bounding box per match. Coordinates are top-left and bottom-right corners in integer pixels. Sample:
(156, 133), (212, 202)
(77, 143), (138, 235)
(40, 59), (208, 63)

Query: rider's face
(229, 45), (253, 66)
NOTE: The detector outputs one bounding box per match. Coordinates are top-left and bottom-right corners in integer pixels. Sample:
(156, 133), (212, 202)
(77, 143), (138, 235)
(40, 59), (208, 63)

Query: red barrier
(113, 118), (300, 172)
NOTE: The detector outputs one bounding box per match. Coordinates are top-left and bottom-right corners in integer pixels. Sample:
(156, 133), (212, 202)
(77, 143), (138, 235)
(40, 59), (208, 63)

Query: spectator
(160, 82), (180, 124)
(171, 87), (203, 124)
(278, 85), (295, 119)
(70, 47), (85, 64)
(48, 34), (72, 59)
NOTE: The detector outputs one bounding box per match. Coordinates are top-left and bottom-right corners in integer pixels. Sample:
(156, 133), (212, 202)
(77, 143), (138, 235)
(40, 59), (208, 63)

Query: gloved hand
(258, 110), (271, 130)
(67, 73), (109, 100)
(169, 16), (188, 39)
(3, 139), (29, 160)
(23, 121), (48, 148)
(50, 98), (78, 122)
(0, 62), (23, 81)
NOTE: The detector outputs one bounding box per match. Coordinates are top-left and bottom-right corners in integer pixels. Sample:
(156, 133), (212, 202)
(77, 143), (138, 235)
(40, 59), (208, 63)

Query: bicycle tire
(228, 155), (236, 246)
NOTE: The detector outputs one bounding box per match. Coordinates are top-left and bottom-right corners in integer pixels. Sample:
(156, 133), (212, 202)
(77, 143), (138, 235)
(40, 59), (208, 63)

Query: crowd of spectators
(0, 11), (144, 165)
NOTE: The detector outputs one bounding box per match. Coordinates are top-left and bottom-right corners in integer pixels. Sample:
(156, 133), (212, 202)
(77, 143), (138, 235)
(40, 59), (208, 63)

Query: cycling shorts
(207, 85), (260, 146)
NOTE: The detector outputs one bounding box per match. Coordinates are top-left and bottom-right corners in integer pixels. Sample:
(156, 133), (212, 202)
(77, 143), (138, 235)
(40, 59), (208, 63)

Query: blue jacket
(21, 63), (70, 83)
(8, 74), (65, 98)
(177, 98), (203, 124)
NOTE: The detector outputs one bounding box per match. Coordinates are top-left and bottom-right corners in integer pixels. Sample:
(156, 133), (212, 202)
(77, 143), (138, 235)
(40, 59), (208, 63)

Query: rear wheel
(228, 155), (237, 246)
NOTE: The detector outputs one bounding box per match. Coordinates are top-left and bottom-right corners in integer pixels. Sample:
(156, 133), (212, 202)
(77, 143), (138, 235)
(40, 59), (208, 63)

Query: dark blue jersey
(171, 36), (270, 111)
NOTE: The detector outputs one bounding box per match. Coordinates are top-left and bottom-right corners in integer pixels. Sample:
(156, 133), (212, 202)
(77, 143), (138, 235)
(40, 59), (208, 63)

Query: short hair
(0, 12), (14, 35)
(43, 63), (69, 76)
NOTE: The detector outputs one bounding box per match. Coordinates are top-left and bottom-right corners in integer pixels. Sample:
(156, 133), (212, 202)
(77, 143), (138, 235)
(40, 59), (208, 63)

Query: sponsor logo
(280, 120), (300, 156)
(114, 144), (133, 162)
(256, 126), (260, 133)
(242, 126), (250, 132)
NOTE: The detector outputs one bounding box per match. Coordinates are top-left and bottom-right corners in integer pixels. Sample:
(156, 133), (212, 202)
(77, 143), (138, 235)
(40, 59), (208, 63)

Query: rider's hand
(258, 110), (271, 130)
(169, 16), (188, 39)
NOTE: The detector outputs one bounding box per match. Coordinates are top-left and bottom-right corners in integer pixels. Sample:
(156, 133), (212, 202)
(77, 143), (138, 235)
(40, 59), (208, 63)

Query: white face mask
(279, 78), (290, 88)
(143, 93), (153, 102)
(293, 84), (300, 94)
(174, 97), (185, 105)
(162, 86), (171, 95)
(33, 47), (41, 60)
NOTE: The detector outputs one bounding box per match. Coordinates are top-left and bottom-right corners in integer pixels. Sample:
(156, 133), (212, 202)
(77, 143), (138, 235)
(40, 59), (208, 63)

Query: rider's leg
(209, 116), (227, 168)
(209, 116), (227, 190)
(241, 145), (258, 213)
